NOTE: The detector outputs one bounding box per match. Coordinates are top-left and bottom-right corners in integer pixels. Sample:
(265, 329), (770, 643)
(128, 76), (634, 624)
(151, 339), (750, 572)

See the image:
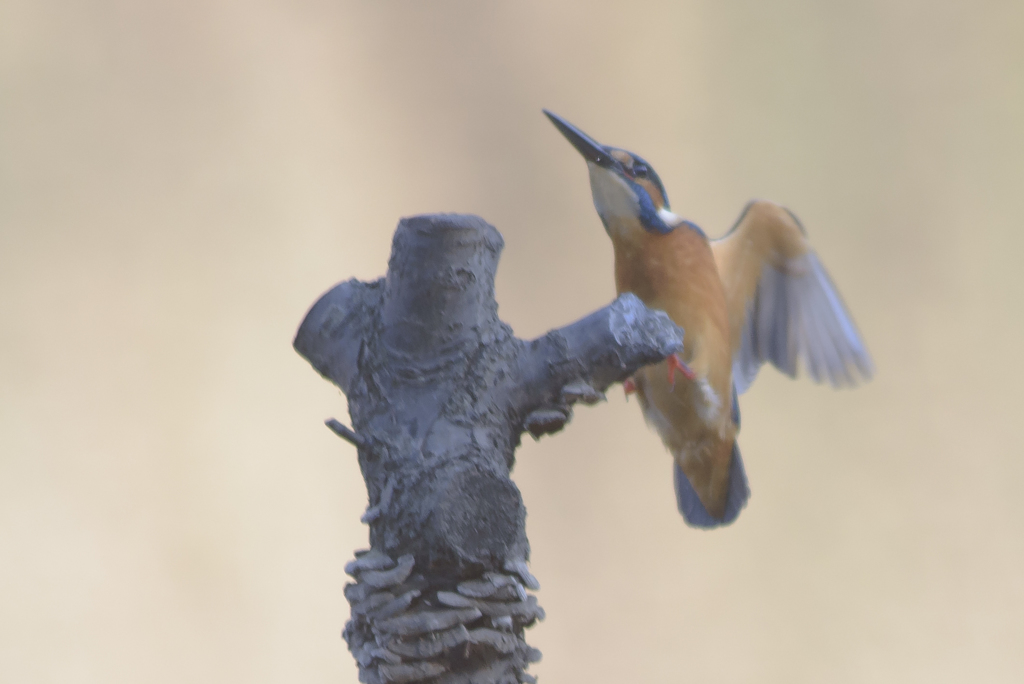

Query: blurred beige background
(2, 1), (1022, 682)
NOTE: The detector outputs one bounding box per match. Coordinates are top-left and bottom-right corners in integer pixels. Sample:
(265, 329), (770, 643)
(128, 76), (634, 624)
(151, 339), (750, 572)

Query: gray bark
(294, 213), (683, 684)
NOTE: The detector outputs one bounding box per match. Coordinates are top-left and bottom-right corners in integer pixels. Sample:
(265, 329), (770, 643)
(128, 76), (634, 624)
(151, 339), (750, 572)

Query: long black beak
(543, 109), (617, 169)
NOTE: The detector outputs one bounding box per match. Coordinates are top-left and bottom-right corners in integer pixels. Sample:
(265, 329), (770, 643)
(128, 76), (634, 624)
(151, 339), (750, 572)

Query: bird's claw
(667, 353), (696, 386)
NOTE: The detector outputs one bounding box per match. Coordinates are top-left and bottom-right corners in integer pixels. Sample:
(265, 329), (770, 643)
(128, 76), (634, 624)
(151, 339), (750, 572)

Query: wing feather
(712, 200), (873, 394)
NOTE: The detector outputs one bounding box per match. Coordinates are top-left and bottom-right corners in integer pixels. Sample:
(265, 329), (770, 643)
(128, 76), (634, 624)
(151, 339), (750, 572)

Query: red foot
(667, 353), (697, 386)
(623, 377), (637, 396)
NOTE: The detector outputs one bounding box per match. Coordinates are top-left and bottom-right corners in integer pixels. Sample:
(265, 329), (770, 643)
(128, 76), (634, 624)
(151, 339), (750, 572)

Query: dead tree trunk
(294, 214), (683, 684)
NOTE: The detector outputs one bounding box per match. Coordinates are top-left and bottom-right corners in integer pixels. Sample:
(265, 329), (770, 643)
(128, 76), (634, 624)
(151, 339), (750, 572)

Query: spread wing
(711, 200), (873, 393)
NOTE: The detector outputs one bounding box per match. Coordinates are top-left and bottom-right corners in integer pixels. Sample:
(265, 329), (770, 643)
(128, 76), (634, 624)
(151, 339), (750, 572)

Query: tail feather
(674, 442), (750, 528)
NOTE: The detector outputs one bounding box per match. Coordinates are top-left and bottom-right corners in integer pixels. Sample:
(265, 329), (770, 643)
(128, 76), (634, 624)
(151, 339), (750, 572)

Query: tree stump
(294, 214), (683, 684)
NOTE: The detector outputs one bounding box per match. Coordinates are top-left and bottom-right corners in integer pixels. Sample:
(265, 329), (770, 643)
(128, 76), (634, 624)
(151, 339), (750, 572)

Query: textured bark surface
(294, 214), (683, 684)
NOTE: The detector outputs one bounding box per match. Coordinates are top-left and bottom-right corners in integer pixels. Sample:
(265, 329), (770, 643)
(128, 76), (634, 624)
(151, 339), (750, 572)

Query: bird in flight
(544, 109), (873, 528)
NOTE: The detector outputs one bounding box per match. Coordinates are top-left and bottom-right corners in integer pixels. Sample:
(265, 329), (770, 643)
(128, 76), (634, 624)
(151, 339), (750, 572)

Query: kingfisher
(544, 109), (873, 528)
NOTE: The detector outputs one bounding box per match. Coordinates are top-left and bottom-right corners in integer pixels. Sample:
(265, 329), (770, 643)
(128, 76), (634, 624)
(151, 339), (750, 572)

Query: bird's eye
(631, 163), (648, 178)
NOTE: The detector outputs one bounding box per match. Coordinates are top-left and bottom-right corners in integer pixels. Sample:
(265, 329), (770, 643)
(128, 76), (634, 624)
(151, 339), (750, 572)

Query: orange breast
(611, 222), (739, 519)
(611, 224), (732, 389)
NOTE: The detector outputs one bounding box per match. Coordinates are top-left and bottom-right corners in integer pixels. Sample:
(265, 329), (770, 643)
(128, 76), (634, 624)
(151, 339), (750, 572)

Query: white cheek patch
(658, 207), (682, 226)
